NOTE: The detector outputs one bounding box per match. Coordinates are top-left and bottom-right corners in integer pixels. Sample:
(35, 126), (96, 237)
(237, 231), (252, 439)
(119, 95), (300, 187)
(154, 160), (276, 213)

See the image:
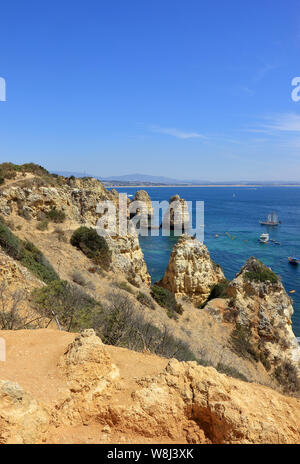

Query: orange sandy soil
(0, 329), (180, 444)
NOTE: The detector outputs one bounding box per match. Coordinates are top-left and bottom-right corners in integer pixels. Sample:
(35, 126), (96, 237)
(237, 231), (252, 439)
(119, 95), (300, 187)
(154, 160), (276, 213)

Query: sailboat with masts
(259, 212), (279, 226)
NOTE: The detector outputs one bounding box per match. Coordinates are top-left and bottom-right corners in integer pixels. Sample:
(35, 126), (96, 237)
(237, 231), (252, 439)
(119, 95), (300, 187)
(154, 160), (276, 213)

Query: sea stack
(157, 234), (224, 305)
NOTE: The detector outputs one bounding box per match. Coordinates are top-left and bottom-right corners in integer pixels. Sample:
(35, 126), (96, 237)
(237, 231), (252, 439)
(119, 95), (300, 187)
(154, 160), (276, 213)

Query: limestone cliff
(225, 257), (300, 378)
(0, 172), (150, 286)
(1, 328), (300, 444)
(158, 234), (224, 304)
(105, 233), (150, 286)
(0, 176), (118, 225)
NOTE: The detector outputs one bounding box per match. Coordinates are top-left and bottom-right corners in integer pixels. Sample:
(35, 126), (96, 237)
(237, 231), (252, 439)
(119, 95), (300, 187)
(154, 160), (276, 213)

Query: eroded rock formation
(161, 194), (190, 232)
(158, 234), (224, 304)
(1, 328), (300, 444)
(226, 257), (300, 377)
(0, 172), (150, 287)
(0, 177), (119, 225)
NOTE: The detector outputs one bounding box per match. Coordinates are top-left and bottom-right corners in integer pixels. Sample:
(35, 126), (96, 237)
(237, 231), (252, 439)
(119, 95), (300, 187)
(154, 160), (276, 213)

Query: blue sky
(1, 0), (300, 181)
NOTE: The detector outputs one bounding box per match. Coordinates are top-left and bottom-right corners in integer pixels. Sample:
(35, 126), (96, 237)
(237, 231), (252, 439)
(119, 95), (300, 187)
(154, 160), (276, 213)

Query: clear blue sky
(1, 0), (300, 181)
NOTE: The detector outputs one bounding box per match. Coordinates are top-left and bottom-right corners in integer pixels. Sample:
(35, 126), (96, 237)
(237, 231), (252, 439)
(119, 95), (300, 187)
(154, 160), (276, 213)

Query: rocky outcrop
(1, 329), (300, 444)
(0, 176), (119, 225)
(130, 190), (153, 217)
(106, 233), (151, 287)
(0, 380), (49, 444)
(225, 257), (300, 379)
(161, 195), (190, 232)
(158, 235), (224, 304)
(57, 329), (119, 423)
(129, 359), (300, 444)
(0, 171), (150, 287)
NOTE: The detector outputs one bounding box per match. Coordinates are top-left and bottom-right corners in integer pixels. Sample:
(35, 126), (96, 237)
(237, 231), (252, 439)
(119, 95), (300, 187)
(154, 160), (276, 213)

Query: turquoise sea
(114, 187), (300, 337)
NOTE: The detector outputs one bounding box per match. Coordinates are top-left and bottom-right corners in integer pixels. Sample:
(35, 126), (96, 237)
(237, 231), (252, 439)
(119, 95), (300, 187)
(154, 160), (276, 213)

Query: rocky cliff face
(0, 176), (118, 225)
(106, 233), (151, 287)
(1, 328), (300, 444)
(0, 174), (150, 286)
(158, 235), (224, 304)
(225, 257), (300, 379)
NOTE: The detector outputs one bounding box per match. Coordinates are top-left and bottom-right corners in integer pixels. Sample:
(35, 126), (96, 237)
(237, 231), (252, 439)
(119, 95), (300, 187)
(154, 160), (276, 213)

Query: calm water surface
(114, 187), (300, 337)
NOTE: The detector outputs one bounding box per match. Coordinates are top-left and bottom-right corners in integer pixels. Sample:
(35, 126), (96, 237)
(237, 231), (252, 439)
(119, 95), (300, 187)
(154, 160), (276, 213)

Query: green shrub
(230, 323), (259, 362)
(150, 285), (183, 318)
(45, 207), (66, 223)
(70, 227), (111, 270)
(0, 175), (4, 185)
(36, 219), (49, 231)
(243, 260), (278, 284)
(31, 280), (102, 332)
(136, 291), (155, 309)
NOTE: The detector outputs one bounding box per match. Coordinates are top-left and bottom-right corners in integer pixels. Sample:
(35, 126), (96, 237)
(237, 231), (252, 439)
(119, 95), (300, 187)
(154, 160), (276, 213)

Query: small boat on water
(259, 233), (269, 243)
(288, 257), (299, 265)
(259, 212), (279, 226)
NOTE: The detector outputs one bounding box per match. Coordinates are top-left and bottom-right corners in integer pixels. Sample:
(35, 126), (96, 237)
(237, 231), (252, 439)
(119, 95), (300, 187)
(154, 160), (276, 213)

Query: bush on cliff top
(243, 259), (278, 284)
(70, 226), (111, 270)
(0, 218), (58, 283)
(0, 162), (49, 181)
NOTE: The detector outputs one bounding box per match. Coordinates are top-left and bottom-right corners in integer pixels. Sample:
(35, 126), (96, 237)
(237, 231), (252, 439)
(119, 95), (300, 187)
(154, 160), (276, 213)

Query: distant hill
(53, 171), (211, 184)
(51, 171), (300, 186)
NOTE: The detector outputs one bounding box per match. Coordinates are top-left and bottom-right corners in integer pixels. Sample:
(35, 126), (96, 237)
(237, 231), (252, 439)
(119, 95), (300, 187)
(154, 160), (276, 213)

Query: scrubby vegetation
(243, 259), (279, 284)
(45, 207), (66, 223)
(94, 292), (198, 362)
(70, 226), (111, 270)
(216, 362), (249, 382)
(31, 280), (102, 332)
(0, 218), (58, 283)
(36, 219), (49, 231)
(136, 291), (155, 309)
(0, 282), (43, 330)
(150, 285), (183, 319)
(230, 323), (259, 362)
(273, 361), (300, 393)
(0, 162), (49, 183)
(53, 227), (67, 242)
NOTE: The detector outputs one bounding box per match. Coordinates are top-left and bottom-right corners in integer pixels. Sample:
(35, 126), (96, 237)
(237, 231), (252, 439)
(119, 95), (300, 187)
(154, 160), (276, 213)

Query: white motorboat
(259, 233), (269, 243)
